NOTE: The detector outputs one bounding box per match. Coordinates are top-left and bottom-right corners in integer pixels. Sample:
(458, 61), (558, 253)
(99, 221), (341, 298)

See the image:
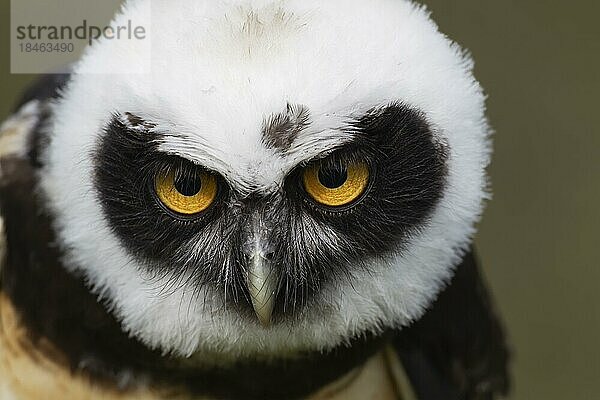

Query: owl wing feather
(393, 250), (511, 400)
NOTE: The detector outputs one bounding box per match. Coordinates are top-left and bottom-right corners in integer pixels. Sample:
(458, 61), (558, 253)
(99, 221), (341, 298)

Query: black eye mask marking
(93, 115), (229, 266)
(277, 103), (448, 307)
(93, 103), (447, 320)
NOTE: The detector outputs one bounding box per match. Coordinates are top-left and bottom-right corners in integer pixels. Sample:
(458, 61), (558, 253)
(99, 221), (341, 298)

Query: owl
(0, 0), (509, 399)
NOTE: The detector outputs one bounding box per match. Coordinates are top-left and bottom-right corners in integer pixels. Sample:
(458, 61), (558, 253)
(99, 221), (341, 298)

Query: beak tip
(257, 315), (272, 327)
(251, 297), (275, 327)
(246, 254), (278, 328)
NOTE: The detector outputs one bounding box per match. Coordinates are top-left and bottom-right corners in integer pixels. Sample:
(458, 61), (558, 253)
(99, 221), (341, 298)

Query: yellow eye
(302, 161), (370, 207)
(155, 169), (218, 215)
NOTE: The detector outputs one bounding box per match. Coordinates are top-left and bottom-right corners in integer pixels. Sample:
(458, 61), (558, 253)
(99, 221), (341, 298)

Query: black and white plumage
(0, 0), (510, 399)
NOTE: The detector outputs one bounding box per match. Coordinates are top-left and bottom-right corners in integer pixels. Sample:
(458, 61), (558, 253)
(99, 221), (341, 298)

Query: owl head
(40, 0), (490, 361)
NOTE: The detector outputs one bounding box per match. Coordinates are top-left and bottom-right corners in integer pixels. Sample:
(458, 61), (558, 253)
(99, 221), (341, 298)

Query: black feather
(394, 250), (511, 400)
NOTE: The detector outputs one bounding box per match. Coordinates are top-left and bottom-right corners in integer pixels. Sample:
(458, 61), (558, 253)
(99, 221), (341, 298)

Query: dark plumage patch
(262, 103), (310, 152)
(11, 72), (71, 168)
(13, 72), (71, 112)
(123, 112), (156, 129)
(279, 103), (449, 306)
(394, 251), (511, 400)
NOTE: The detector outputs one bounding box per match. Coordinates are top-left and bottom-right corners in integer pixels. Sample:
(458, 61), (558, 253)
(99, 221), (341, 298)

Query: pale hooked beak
(246, 252), (279, 326)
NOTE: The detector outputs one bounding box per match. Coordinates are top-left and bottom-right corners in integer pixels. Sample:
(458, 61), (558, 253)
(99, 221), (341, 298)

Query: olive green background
(1, 1), (598, 399)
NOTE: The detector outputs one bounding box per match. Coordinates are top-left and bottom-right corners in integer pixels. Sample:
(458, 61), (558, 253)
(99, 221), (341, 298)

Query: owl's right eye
(155, 169), (218, 216)
(302, 160), (370, 208)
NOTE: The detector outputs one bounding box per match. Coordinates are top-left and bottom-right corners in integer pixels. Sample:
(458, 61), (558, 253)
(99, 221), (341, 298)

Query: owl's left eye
(155, 169), (218, 216)
(302, 160), (370, 207)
